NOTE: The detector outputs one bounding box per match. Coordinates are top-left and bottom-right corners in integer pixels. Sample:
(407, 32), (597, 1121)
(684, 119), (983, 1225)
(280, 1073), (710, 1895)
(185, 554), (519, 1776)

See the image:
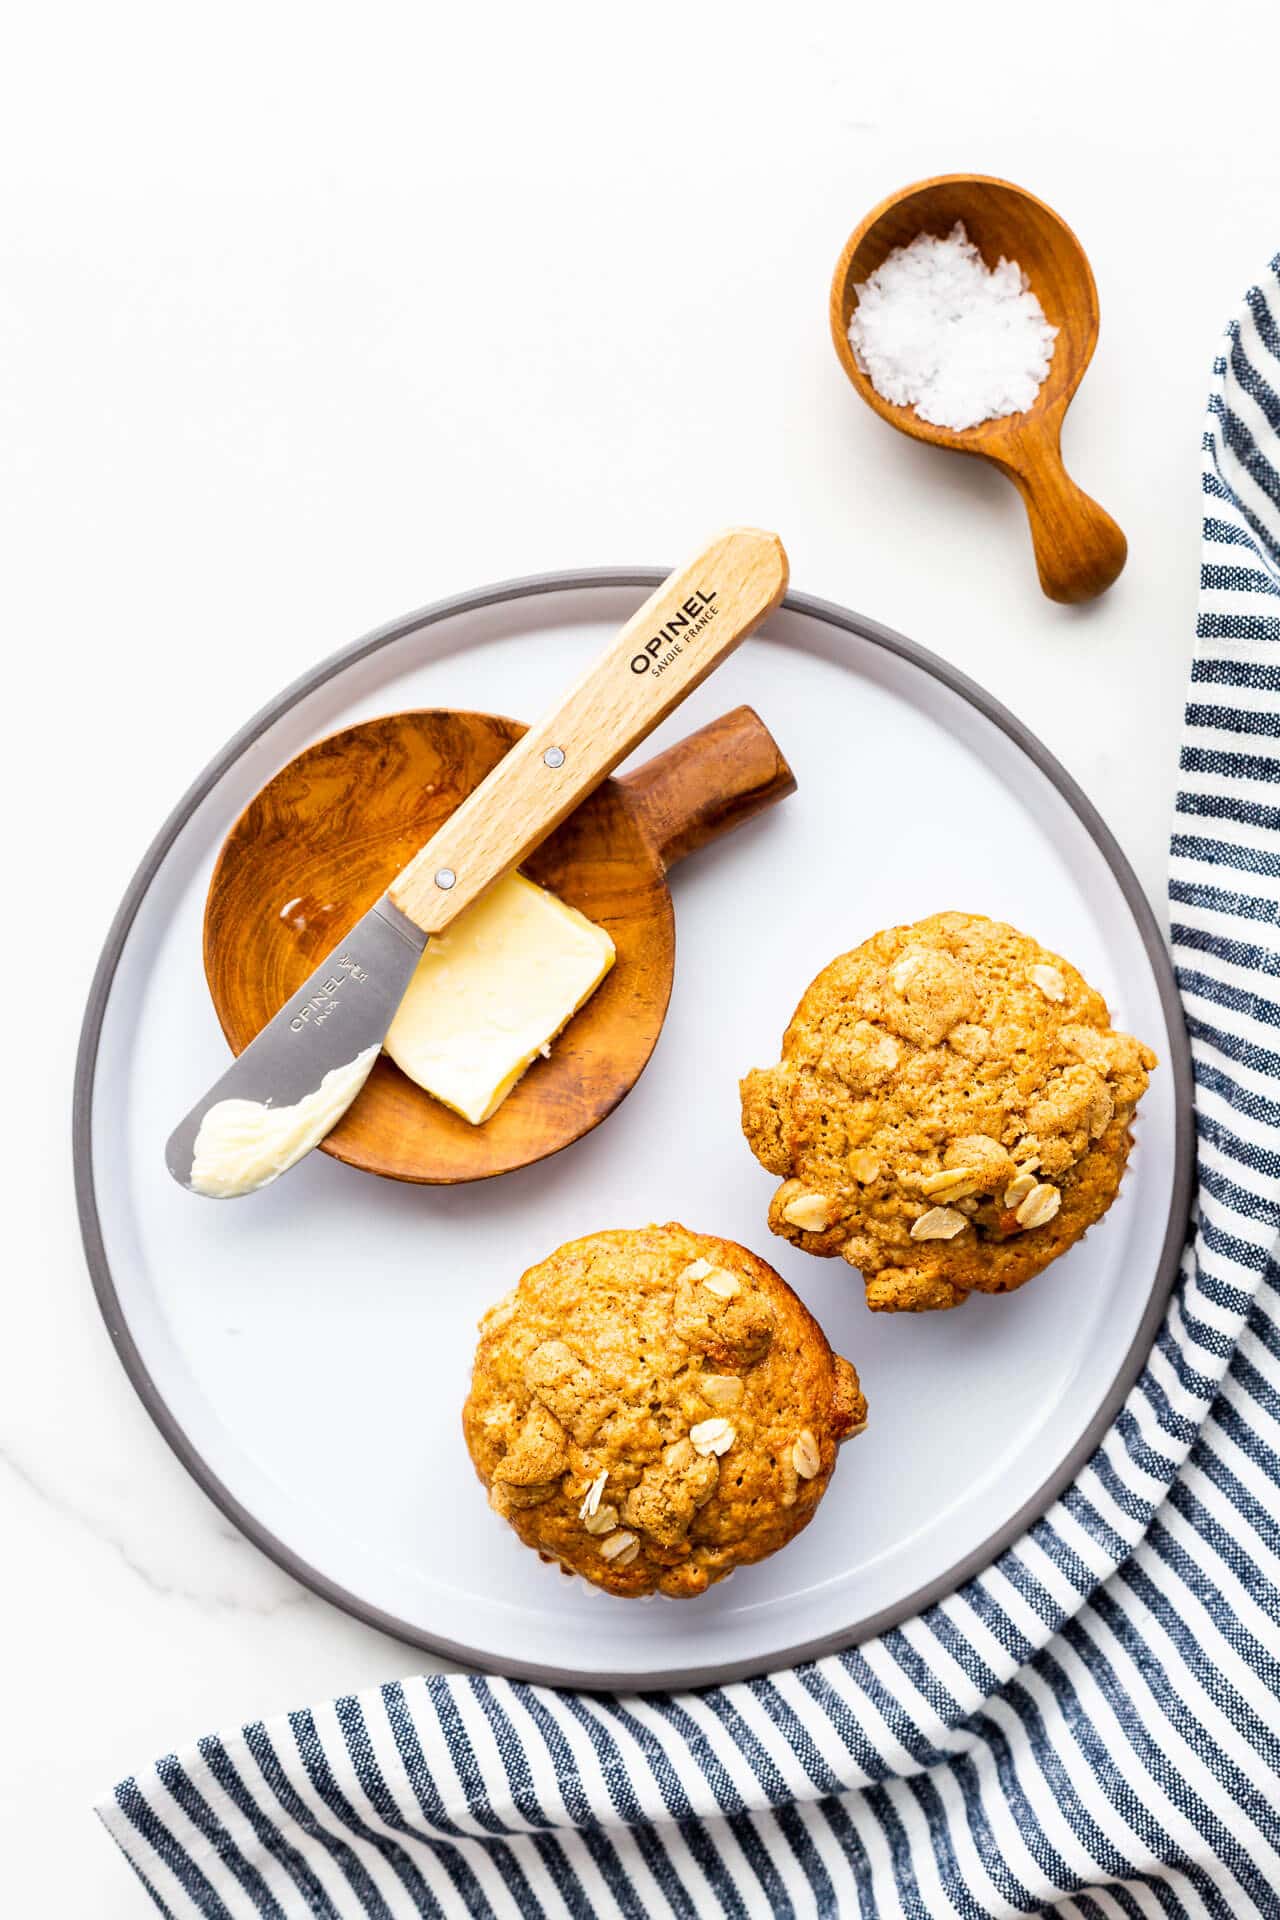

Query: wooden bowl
(830, 174), (1127, 604)
(203, 705), (795, 1184)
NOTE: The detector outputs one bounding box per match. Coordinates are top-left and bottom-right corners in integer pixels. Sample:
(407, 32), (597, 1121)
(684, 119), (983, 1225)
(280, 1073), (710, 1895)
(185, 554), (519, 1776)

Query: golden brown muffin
(740, 912), (1157, 1313)
(463, 1224), (867, 1598)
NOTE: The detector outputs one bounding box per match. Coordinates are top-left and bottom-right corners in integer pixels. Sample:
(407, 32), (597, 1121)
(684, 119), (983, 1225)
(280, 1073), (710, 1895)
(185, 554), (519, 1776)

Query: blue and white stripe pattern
(98, 256), (1280, 1917)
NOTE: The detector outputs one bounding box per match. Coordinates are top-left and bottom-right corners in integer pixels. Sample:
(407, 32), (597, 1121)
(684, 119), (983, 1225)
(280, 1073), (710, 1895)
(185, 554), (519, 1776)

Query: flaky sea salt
(848, 222), (1056, 432)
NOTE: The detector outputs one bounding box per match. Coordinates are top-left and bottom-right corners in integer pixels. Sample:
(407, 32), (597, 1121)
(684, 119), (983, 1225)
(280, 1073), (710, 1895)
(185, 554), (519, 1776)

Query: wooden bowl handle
(618, 705), (796, 872)
(1004, 425), (1127, 604)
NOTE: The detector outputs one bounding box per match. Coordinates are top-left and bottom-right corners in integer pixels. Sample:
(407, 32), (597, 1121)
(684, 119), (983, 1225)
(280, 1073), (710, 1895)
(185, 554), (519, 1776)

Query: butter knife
(166, 526), (789, 1195)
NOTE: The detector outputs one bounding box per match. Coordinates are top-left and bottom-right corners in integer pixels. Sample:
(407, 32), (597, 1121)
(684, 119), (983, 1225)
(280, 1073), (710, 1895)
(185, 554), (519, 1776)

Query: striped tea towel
(97, 256), (1280, 1918)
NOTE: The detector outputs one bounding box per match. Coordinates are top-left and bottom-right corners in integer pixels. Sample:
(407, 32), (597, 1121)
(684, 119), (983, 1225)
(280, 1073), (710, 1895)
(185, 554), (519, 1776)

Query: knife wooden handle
(388, 527), (789, 933)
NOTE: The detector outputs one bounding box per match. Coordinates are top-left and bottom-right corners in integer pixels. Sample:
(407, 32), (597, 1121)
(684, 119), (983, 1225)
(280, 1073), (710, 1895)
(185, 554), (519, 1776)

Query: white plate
(75, 574), (1192, 1687)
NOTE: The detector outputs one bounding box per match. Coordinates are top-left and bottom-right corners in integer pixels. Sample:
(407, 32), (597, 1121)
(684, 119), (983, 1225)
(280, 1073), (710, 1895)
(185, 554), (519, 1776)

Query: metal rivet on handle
(434, 868), (456, 890)
(543, 746), (566, 768)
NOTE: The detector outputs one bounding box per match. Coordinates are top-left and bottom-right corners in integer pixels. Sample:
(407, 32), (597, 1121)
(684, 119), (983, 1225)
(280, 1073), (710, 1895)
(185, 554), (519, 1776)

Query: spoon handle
(388, 527), (789, 933)
(1006, 426), (1127, 604)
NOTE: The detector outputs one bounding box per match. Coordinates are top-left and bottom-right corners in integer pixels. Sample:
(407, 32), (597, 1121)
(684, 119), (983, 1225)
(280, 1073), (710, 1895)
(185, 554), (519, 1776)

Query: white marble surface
(4, 2), (1279, 1909)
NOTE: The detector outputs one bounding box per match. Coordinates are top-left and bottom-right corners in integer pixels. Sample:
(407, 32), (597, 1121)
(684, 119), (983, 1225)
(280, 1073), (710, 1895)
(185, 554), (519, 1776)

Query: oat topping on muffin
(740, 912), (1157, 1312)
(462, 1224), (867, 1597)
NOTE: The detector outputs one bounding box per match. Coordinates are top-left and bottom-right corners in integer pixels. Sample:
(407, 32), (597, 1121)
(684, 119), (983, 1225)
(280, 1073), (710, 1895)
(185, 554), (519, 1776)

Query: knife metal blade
(165, 894), (427, 1193)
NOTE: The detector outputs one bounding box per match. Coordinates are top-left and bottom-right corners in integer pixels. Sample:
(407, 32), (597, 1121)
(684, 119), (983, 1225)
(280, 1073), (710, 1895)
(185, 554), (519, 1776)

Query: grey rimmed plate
(74, 574), (1192, 1688)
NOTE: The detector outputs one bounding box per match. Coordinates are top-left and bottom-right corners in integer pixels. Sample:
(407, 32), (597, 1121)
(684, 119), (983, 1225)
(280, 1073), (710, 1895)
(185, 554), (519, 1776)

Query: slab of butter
(384, 871), (616, 1124)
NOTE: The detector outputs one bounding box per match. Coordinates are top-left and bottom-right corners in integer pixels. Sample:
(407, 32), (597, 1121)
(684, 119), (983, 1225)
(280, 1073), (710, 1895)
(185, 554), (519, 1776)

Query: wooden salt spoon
(830, 174), (1127, 604)
(204, 704), (795, 1184)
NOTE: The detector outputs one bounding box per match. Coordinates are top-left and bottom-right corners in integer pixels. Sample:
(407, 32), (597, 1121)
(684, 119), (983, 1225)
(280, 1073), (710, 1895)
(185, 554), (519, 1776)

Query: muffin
(463, 1224), (867, 1598)
(740, 912), (1156, 1313)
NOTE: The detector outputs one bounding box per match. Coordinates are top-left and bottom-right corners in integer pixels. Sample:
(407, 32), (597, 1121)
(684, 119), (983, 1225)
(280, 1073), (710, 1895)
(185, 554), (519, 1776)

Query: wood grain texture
(830, 175), (1127, 604)
(204, 706), (795, 1184)
(388, 527), (788, 931)
(619, 703), (796, 870)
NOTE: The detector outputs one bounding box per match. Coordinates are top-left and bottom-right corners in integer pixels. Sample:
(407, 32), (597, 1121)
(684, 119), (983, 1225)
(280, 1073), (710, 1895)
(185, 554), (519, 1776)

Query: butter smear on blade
(384, 871), (615, 1124)
(190, 1045), (380, 1197)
